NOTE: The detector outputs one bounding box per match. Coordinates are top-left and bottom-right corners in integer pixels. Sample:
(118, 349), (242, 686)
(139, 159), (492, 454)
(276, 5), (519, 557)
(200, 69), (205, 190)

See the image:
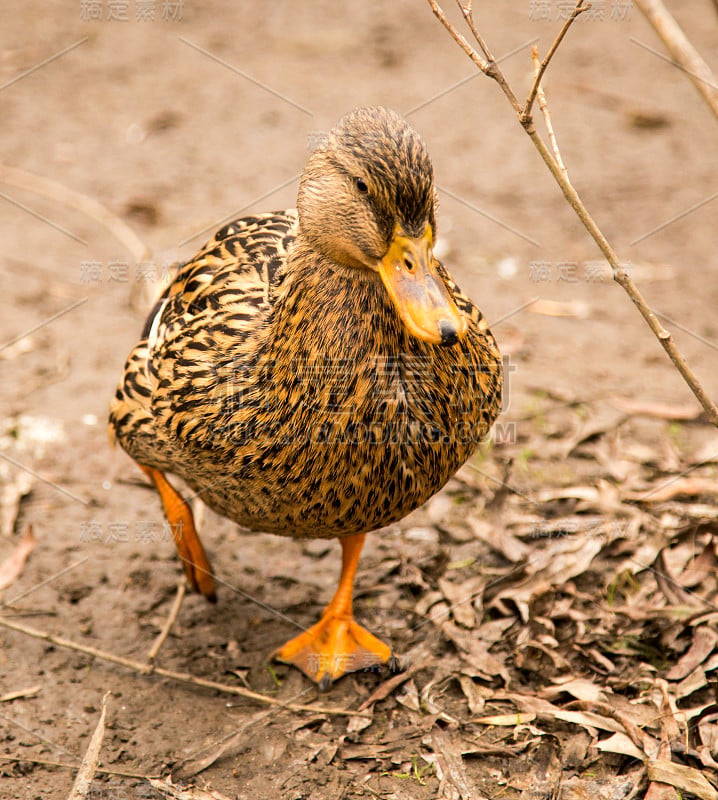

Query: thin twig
(634, 0), (718, 122)
(0, 615), (370, 718)
(531, 46), (568, 180)
(456, 0), (524, 115)
(524, 1), (589, 118)
(0, 164), (150, 263)
(146, 579), (186, 666)
(0, 755), (155, 780)
(427, 0), (490, 74)
(427, 0), (718, 428)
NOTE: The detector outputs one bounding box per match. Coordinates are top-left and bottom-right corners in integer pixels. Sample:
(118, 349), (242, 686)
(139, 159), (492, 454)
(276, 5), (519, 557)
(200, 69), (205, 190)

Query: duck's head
(297, 107), (467, 347)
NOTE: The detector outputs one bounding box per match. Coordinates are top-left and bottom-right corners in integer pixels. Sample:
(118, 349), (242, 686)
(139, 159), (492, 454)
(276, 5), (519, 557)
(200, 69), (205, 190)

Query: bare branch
(427, 0), (522, 115)
(531, 46), (568, 180)
(427, 0), (488, 73)
(524, 1), (589, 118)
(0, 615), (370, 718)
(427, 0), (718, 428)
(145, 579), (186, 667)
(634, 0), (718, 122)
(0, 164), (150, 263)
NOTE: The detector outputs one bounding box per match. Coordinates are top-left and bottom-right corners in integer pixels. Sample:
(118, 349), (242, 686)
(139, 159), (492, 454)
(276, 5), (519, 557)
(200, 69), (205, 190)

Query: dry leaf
(595, 732), (645, 761)
(172, 708), (273, 781)
(698, 719), (718, 768)
(645, 742), (682, 800)
(561, 407), (627, 458)
(528, 298), (590, 318)
(497, 692), (624, 735)
(148, 778), (234, 800)
(646, 760), (718, 800)
(667, 626), (718, 681)
(468, 515), (529, 562)
(675, 666), (708, 699)
(356, 650), (429, 712)
(438, 575), (482, 628)
(630, 478), (718, 504)
(68, 690), (110, 800)
(441, 620), (510, 683)
(490, 533), (604, 621)
(429, 729), (483, 800)
(608, 397), (702, 421)
(473, 712), (537, 726)
(645, 781), (682, 800)
(0, 472), (34, 538)
(541, 677), (608, 704)
(0, 684), (41, 702)
(654, 680), (681, 742)
(691, 434), (718, 465)
(561, 774), (639, 800)
(0, 525), (36, 594)
(458, 674), (488, 715)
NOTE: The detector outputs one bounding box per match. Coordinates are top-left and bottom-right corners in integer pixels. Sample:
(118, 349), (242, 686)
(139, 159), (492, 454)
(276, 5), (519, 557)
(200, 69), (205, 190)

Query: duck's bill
(378, 225), (467, 347)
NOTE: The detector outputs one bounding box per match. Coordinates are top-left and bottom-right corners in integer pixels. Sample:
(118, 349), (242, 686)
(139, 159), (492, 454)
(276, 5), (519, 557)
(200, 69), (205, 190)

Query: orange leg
(140, 465), (216, 602)
(274, 533), (393, 687)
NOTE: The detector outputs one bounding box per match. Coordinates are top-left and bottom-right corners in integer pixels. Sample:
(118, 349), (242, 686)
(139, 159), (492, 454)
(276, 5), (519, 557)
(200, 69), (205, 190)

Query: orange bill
(377, 223), (467, 346)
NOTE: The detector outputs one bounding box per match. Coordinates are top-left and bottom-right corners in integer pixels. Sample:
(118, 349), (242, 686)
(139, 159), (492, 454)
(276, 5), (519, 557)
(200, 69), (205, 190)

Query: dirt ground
(2, 2), (718, 798)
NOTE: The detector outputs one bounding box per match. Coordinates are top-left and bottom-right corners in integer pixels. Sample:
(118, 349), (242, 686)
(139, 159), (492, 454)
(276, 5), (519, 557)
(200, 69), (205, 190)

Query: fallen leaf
(528, 298), (590, 318)
(438, 575), (482, 628)
(560, 407), (627, 458)
(646, 760), (718, 800)
(561, 774), (639, 800)
(608, 397), (702, 421)
(629, 478), (718, 504)
(675, 665), (708, 699)
(468, 515), (528, 562)
(357, 649), (430, 711)
(645, 742), (681, 800)
(0, 525), (36, 595)
(148, 778), (235, 800)
(489, 533), (604, 621)
(473, 712), (537, 726)
(441, 620), (510, 683)
(458, 674), (489, 715)
(0, 472), (34, 538)
(541, 677), (608, 704)
(595, 732), (645, 761)
(496, 692), (624, 735)
(690, 434), (718, 465)
(0, 684), (41, 703)
(172, 708), (273, 781)
(68, 690), (110, 800)
(667, 626), (718, 681)
(429, 729), (484, 800)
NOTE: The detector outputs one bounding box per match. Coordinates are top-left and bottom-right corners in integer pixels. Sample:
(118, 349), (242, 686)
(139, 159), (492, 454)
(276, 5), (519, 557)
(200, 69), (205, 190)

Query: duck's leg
(140, 465), (216, 602)
(274, 533), (393, 687)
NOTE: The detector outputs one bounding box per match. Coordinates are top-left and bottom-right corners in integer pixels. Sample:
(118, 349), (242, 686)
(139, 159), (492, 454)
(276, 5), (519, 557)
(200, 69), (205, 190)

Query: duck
(109, 107), (503, 688)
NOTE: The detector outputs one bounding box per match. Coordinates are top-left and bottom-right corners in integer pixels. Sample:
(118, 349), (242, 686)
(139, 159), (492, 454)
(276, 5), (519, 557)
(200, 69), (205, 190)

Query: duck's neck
(267, 238), (408, 362)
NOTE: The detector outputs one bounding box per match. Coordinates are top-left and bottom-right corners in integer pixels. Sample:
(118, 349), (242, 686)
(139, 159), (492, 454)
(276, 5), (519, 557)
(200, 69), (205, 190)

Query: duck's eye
(355, 177), (369, 194)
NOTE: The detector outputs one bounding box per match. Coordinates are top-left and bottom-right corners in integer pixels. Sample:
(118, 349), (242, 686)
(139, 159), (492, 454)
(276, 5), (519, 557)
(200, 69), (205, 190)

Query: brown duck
(110, 107), (503, 687)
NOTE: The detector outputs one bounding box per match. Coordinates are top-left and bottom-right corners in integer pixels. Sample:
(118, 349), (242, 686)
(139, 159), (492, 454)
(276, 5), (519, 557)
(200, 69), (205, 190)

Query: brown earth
(1, 2), (718, 799)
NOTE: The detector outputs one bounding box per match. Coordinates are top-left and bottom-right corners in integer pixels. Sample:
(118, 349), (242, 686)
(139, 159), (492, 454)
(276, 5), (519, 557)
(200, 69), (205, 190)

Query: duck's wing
(109, 211), (298, 464)
(146, 211), (298, 354)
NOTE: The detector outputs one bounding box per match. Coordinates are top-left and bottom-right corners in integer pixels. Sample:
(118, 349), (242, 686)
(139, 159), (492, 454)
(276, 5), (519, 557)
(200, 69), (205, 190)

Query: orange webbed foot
(274, 611), (392, 687)
(273, 532), (395, 687)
